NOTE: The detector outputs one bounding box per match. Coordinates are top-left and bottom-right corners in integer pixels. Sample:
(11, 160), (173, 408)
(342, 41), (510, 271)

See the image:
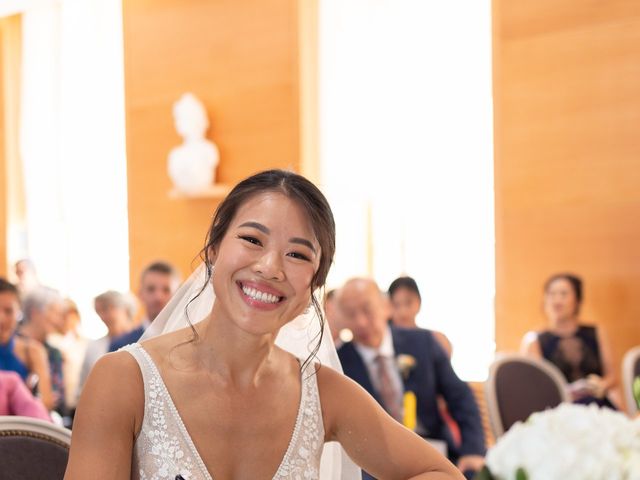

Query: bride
(65, 170), (462, 480)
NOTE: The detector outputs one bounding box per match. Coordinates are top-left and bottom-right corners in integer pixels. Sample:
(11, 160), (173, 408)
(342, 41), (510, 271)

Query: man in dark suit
(109, 261), (180, 351)
(337, 278), (485, 479)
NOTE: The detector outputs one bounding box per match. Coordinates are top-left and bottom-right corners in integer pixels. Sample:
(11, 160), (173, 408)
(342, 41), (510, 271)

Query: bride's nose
(252, 250), (285, 281)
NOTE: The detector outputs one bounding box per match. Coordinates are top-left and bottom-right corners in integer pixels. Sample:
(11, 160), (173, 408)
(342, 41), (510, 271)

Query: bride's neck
(195, 312), (278, 388)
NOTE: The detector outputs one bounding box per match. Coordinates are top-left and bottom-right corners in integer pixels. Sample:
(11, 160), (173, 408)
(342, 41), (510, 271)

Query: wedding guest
(20, 286), (67, 416)
(14, 258), (40, 298)
(78, 290), (135, 395)
(66, 169), (463, 480)
(338, 278), (485, 479)
(0, 369), (51, 421)
(520, 273), (619, 408)
(388, 276), (452, 356)
(388, 276), (461, 447)
(0, 279), (56, 411)
(47, 299), (88, 413)
(324, 288), (348, 348)
(108, 261), (180, 351)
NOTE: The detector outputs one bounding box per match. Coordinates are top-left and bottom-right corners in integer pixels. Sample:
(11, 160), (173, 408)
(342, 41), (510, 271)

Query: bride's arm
(64, 352), (143, 479)
(317, 367), (464, 480)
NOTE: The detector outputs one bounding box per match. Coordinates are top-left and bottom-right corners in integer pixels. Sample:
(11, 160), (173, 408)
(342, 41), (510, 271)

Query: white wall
(17, 0), (129, 338)
(319, 0), (494, 380)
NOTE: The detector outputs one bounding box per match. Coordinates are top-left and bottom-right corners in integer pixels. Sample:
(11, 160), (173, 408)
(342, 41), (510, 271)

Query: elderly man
(337, 278), (485, 479)
(109, 261), (180, 351)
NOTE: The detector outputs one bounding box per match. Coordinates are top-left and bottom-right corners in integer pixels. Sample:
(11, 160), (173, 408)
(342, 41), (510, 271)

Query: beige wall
(122, 0), (313, 286)
(0, 22), (7, 276)
(493, 0), (640, 379)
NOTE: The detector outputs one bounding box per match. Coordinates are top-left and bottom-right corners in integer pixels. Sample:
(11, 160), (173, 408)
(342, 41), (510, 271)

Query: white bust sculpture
(168, 93), (220, 194)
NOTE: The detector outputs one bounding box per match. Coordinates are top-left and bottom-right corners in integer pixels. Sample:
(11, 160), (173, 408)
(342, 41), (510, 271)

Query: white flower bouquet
(475, 403), (640, 480)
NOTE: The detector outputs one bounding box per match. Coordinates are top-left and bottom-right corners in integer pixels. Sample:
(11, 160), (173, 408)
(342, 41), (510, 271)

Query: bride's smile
(238, 280), (285, 308)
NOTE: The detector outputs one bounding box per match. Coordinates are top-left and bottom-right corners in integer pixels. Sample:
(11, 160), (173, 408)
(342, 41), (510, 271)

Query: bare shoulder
(315, 365), (381, 437)
(593, 323), (610, 341)
(76, 350), (145, 435)
(84, 350), (144, 403)
(316, 363), (356, 393)
(66, 351), (144, 479)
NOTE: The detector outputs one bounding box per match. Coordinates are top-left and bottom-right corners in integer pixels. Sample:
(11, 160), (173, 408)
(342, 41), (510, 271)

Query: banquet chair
(485, 354), (569, 438)
(0, 415), (71, 479)
(622, 346), (640, 417)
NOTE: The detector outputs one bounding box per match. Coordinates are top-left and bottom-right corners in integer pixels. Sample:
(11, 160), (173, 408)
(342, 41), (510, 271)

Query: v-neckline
(134, 343), (307, 480)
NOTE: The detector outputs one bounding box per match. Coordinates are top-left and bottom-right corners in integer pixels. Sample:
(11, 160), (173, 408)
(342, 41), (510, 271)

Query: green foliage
(633, 376), (640, 409)
(474, 466), (528, 480)
(473, 466), (494, 480)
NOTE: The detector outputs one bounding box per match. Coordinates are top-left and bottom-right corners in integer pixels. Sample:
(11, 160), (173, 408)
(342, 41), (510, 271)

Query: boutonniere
(396, 354), (417, 380)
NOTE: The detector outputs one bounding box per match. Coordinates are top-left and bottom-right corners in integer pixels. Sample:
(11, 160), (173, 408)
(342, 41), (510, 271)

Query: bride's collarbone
(177, 386), (303, 479)
(166, 369), (301, 422)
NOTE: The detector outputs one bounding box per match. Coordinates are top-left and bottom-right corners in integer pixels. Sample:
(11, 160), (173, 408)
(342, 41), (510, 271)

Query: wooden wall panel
(0, 22), (6, 277)
(493, 0), (640, 385)
(122, 0), (304, 285)
(0, 16), (22, 278)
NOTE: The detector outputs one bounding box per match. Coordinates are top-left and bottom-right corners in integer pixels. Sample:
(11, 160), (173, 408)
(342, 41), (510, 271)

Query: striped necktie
(374, 354), (402, 421)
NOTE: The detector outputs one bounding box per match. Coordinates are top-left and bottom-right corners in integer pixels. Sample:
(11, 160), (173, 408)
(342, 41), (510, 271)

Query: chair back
(0, 415), (71, 479)
(485, 354), (569, 438)
(622, 346), (640, 417)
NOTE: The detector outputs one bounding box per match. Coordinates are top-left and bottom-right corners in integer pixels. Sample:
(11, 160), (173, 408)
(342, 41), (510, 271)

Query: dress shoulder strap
(120, 343), (155, 395)
(272, 362), (324, 480)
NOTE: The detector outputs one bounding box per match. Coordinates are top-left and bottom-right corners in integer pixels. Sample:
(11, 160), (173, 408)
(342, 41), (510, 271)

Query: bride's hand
(457, 455), (484, 474)
(319, 367), (464, 479)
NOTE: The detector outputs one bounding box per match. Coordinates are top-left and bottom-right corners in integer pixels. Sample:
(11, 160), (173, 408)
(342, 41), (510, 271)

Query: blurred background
(0, 0), (638, 384)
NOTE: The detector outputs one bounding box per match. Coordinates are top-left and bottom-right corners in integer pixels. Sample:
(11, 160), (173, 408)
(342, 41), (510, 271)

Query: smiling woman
(520, 273), (620, 410)
(65, 169), (463, 480)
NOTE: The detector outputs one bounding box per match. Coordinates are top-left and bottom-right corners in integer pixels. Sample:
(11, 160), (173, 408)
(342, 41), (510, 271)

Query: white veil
(141, 263), (361, 479)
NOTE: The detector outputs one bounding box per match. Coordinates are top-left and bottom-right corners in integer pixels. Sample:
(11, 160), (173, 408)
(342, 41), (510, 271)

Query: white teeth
(241, 284), (280, 304)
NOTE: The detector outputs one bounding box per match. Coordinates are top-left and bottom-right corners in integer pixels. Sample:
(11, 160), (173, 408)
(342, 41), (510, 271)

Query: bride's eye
(287, 251), (311, 262)
(238, 235), (262, 246)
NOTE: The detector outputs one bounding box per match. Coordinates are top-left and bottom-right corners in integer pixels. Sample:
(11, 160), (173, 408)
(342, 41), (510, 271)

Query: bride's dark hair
(187, 169), (336, 370)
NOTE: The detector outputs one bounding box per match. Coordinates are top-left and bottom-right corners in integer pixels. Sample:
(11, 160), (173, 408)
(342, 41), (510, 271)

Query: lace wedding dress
(123, 343), (324, 480)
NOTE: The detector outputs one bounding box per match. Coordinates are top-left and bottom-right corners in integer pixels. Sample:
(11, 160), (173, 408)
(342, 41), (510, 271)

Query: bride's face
(209, 192), (321, 336)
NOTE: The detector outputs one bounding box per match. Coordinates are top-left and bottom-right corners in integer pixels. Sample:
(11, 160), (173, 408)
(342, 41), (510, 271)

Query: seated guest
(14, 258), (40, 298)
(78, 290), (135, 393)
(388, 276), (461, 446)
(0, 279), (56, 411)
(108, 261), (180, 351)
(324, 288), (348, 348)
(520, 273), (619, 408)
(0, 370), (51, 421)
(47, 298), (88, 414)
(337, 278), (485, 479)
(388, 276), (452, 356)
(20, 286), (67, 416)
